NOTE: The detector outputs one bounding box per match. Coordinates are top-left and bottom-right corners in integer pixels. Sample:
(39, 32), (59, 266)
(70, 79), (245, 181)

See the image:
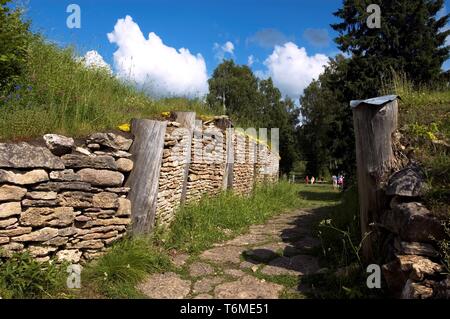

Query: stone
(382, 260), (408, 293)
(382, 202), (445, 242)
(193, 294), (213, 299)
(116, 198), (131, 216)
(401, 279), (434, 299)
(224, 233), (271, 246)
(20, 207), (74, 227)
(56, 249), (82, 263)
(0, 236), (9, 244)
(105, 187), (130, 194)
(193, 277), (224, 294)
(49, 169), (80, 181)
(33, 181), (93, 192)
(386, 166), (427, 197)
(397, 255), (443, 281)
(243, 248), (278, 263)
(0, 185), (27, 202)
(170, 253), (189, 268)
(0, 169), (49, 185)
(200, 245), (244, 264)
(214, 275), (283, 299)
(87, 143), (101, 150)
(87, 133), (133, 151)
(0, 217), (18, 228)
(79, 230), (118, 240)
(12, 227), (59, 242)
(74, 147), (92, 156)
(58, 227), (78, 236)
(78, 169), (124, 187)
(44, 236), (69, 246)
(22, 198), (59, 207)
(80, 218), (130, 228)
(223, 268), (246, 278)
(0, 202), (21, 218)
(0, 142), (64, 169)
(0, 227), (32, 237)
(43, 134), (74, 156)
(93, 192), (118, 209)
(58, 191), (93, 208)
(261, 255), (320, 276)
(61, 154), (118, 170)
(116, 158), (134, 172)
(189, 262), (215, 277)
(137, 272), (191, 299)
(26, 191), (58, 200)
(395, 241), (439, 258)
(71, 240), (104, 249)
(27, 245), (57, 257)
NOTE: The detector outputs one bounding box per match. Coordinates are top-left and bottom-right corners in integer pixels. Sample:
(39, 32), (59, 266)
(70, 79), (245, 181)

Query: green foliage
(0, 252), (67, 299)
(82, 236), (171, 298)
(207, 60), (300, 173)
(0, 0), (31, 93)
(165, 181), (303, 253)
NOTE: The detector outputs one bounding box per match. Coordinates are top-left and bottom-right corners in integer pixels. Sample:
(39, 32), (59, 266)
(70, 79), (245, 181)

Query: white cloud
(262, 42), (329, 100)
(81, 50), (112, 73)
(213, 41), (234, 60)
(247, 55), (254, 66)
(107, 15), (208, 98)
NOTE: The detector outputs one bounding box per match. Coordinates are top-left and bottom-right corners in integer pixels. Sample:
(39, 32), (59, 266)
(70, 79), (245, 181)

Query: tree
(332, 0), (450, 96)
(0, 0), (30, 94)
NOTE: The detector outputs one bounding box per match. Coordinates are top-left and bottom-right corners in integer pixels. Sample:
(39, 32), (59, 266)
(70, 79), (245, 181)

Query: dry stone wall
(0, 132), (133, 263)
(0, 112), (280, 262)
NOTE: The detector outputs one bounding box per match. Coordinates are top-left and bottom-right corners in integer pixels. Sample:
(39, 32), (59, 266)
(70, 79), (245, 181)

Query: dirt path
(137, 208), (327, 299)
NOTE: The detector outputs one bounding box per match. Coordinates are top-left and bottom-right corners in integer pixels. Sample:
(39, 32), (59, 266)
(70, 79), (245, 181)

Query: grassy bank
(0, 36), (210, 141)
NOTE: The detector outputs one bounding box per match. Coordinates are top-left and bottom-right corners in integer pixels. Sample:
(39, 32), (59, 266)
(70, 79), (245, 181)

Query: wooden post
(351, 95), (399, 261)
(173, 112), (196, 204)
(126, 119), (167, 234)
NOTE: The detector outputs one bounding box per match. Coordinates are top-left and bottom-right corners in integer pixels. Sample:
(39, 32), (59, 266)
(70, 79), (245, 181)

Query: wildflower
(118, 123), (131, 132)
(161, 111), (171, 117)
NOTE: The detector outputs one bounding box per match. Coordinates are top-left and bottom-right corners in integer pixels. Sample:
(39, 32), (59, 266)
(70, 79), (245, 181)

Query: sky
(21, 0), (450, 99)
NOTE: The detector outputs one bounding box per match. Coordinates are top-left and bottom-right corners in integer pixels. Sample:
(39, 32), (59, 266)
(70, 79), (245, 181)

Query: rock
(74, 147), (92, 156)
(49, 169), (80, 181)
(382, 260), (408, 293)
(397, 255), (443, 281)
(12, 227), (59, 242)
(193, 294), (213, 299)
(243, 248), (279, 263)
(0, 242), (24, 257)
(58, 191), (93, 208)
(33, 181), (93, 192)
(116, 198), (131, 216)
(94, 151), (132, 158)
(0, 143), (64, 169)
(193, 276), (224, 293)
(261, 255), (320, 276)
(0, 237), (9, 244)
(223, 268), (246, 278)
(200, 245), (244, 264)
(92, 192), (118, 209)
(87, 133), (133, 151)
(214, 275), (283, 299)
(21, 198), (59, 207)
(25, 191), (57, 200)
(87, 143), (101, 150)
(0, 217), (18, 228)
(0, 169), (49, 185)
(27, 245), (57, 257)
(0, 227), (32, 237)
(189, 262), (215, 277)
(170, 253), (189, 268)
(0, 202), (21, 218)
(43, 134), (74, 156)
(61, 154), (118, 170)
(79, 230), (118, 240)
(56, 249), (82, 263)
(105, 187), (130, 194)
(58, 227), (78, 236)
(137, 272), (191, 299)
(382, 202), (445, 242)
(71, 240), (104, 249)
(44, 236), (69, 246)
(401, 279), (434, 299)
(116, 158), (134, 172)
(386, 166), (427, 197)
(395, 241), (439, 258)
(80, 218), (130, 228)
(20, 207), (74, 227)
(78, 169), (124, 187)
(0, 185), (27, 202)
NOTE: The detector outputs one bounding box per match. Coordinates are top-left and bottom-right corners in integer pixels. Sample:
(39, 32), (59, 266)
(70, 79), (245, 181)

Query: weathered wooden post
(351, 95), (399, 261)
(173, 112), (196, 204)
(126, 119), (167, 234)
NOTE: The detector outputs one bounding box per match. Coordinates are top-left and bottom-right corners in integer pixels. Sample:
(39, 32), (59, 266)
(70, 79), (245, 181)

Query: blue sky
(21, 0), (450, 99)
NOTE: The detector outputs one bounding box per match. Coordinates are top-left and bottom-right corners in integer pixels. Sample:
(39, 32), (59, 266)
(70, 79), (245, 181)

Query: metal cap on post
(351, 95), (400, 261)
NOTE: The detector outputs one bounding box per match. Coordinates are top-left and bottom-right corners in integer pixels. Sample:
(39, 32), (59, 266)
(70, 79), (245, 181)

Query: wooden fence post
(351, 95), (399, 261)
(126, 119), (167, 234)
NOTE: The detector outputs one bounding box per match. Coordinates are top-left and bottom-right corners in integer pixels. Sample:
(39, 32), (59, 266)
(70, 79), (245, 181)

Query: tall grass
(0, 36), (211, 141)
(165, 181), (303, 253)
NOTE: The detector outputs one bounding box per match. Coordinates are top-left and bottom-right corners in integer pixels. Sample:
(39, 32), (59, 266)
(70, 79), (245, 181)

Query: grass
(0, 36), (212, 141)
(163, 181), (305, 254)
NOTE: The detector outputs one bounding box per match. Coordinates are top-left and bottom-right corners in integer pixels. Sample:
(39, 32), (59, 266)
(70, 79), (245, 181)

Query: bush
(0, 252), (67, 299)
